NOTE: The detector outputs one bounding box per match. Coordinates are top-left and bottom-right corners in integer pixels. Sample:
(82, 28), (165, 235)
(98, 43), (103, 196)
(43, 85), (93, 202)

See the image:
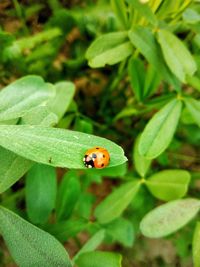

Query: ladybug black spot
(101, 163), (104, 167)
(96, 147), (99, 149)
(103, 154), (105, 158)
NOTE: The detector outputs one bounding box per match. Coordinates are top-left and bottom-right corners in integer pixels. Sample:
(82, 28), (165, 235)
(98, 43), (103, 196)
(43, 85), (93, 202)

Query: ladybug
(83, 147), (110, 169)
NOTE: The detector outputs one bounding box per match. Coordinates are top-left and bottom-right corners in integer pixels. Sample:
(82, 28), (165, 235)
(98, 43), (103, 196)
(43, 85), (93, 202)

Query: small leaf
(128, 57), (145, 101)
(75, 251), (122, 267)
(106, 217), (134, 247)
(184, 98), (200, 127)
(0, 206), (72, 267)
(86, 32), (133, 68)
(0, 75), (54, 121)
(146, 169), (191, 201)
(140, 198), (200, 238)
(95, 181), (140, 224)
(133, 135), (152, 177)
(128, 26), (180, 87)
(0, 125), (127, 169)
(48, 81), (75, 120)
(74, 230), (105, 262)
(139, 99), (182, 159)
(26, 164), (57, 224)
(193, 222), (200, 267)
(56, 170), (80, 221)
(46, 219), (88, 242)
(157, 29), (197, 82)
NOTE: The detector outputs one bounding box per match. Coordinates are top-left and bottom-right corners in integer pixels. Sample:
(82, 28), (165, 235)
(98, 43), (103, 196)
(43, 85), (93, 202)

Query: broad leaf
(75, 251), (122, 267)
(140, 198), (200, 238)
(157, 29), (197, 82)
(139, 99), (182, 158)
(193, 222), (200, 267)
(146, 169), (191, 201)
(0, 75), (54, 121)
(74, 230), (105, 262)
(0, 206), (72, 267)
(95, 181), (140, 224)
(0, 125), (127, 169)
(26, 164), (57, 224)
(133, 135), (152, 177)
(184, 98), (200, 127)
(48, 81), (75, 120)
(56, 170), (80, 221)
(86, 32), (133, 67)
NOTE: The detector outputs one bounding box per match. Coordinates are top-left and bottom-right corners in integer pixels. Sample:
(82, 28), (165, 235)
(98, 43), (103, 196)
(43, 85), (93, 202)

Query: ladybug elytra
(83, 147), (110, 169)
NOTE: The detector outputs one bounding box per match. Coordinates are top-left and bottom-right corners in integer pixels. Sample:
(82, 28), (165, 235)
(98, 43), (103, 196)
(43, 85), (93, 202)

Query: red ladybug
(83, 147), (110, 169)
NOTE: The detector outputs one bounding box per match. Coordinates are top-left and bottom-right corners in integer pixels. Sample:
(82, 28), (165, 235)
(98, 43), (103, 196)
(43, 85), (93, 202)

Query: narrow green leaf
(26, 164), (57, 224)
(95, 181), (140, 224)
(0, 125), (127, 169)
(75, 251), (122, 267)
(157, 29), (197, 82)
(193, 222), (200, 267)
(128, 26), (180, 88)
(126, 0), (157, 26)
(139, 99), (182, 159)
(111, 0), (128, 29)
(140, 198), (200, 238)
(0, 206), (72, 267)
(74, 230), (105, 262)
(88, 41), (133, 68)
(86, 32), (133, 67)
(184, 98), (200, 127)
(48, 81), (75, 120)
(128, 57), (145, 101)
(0, 75), (55, 121)
(133, 135), (152, 177)
(56, 170), (80, 221)
(146, 169), (191, 201)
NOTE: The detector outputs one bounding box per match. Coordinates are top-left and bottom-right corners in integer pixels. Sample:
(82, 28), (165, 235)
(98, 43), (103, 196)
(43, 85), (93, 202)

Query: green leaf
(74, 230), (105, 262)
(26, 164), (57, 224)
(75, 251), (122, 267)
(184, 98), (200, 127)
(95, 181), (140, 224)
(0, 206), (72, 267)
(111, 0), (128, 29)
(46, 219), (88, 242)
(128, 57), (145, 101)
(85, 163), (127, 178)
(0, 75), (55, 121)
(146, 169), (191, 201)
(0, 147), (33, 194)
(0, 125), (127, 169)
(139, 99), (182, 159)
(128, 26), (180, 88)
(0, 105), (58, 193)
(86, 32), (133, 67)
(140, 198), (200, 238)
(56, 170), (80, 221)
(126, 0), (157, 26)
(48, 81), (75, 120)
(133, 135), (152, 177)
(106, 217), (134, 247)
(157, 29), (197, 82)
(193, 222), (200, 267)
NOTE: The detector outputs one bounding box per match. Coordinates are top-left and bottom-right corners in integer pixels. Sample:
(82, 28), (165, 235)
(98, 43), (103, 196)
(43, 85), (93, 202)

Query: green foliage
(0, 0), (200, 266)
(0, 206), (72, 267)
